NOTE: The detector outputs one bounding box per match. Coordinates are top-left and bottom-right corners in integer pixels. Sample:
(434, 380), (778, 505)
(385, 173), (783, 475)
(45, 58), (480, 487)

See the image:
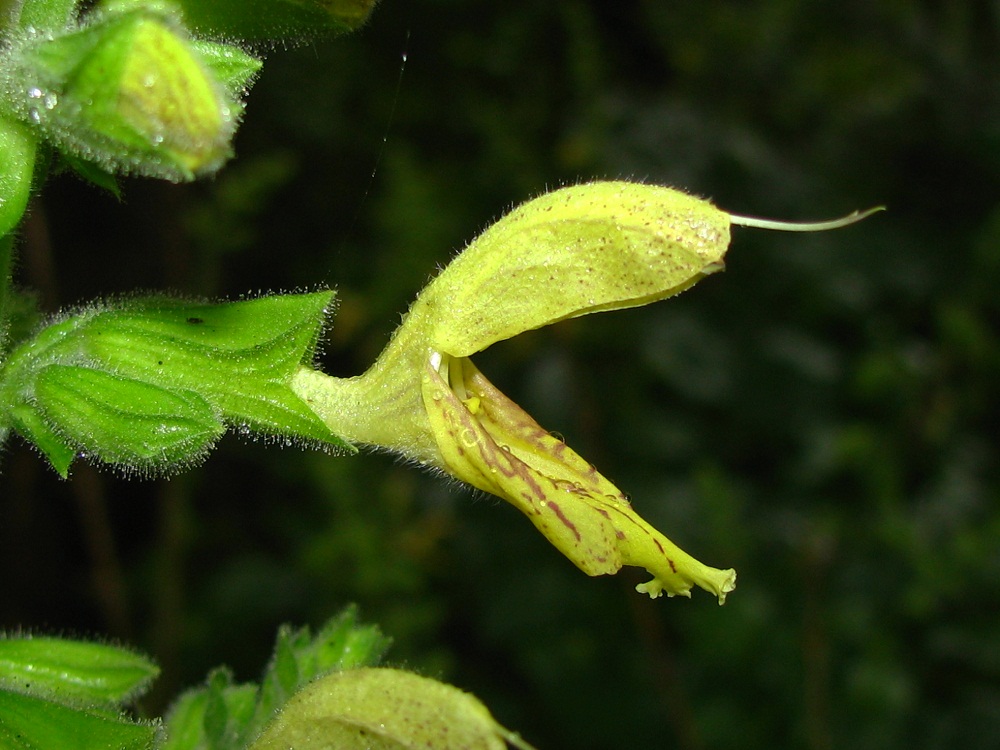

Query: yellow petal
(422, 352), (736, 602)
(420, 182), (730, 358)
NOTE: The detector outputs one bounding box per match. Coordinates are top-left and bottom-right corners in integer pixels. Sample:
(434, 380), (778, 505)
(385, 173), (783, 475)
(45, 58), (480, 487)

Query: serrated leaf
(162, 610), (388, 750)
(299, 605), (390, 676)
(0, 636), (158, 705)
(160, 673), (257, 750)
(255, 628), (300, 725)
(160, 688), (209, 750)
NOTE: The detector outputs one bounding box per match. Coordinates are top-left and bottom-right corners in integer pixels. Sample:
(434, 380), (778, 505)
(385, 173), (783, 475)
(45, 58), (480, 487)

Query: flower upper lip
(421, 182), (731, 357)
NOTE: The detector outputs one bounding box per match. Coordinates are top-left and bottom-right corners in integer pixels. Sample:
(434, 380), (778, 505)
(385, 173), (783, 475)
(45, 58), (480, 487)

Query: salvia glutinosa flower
(292, 181), (880, 602)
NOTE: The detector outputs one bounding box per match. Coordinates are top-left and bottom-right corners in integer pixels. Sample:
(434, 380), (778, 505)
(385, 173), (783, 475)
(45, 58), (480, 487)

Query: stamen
(447, 353), (469, 401)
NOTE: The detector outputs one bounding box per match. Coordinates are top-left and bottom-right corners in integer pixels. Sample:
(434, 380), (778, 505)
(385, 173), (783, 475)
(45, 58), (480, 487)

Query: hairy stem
(0, 234), (14, 357)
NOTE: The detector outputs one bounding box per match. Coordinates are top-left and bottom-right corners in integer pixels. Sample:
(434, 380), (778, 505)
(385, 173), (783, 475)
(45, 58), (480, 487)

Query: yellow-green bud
(250, 668), (535, 750)
(2, 6), (247, 180)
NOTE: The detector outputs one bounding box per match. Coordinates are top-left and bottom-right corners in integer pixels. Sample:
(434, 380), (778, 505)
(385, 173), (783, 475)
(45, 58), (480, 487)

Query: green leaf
(297, 605), (391, 675)
(203, 669), (257, 750)
(0, 635), (158, 705)
(250, 607), (389, 738)
(0, 688), (158, 750)
(158, 688), (207, 750)
(162, 608), (388, 749)
(160, 0), (378, 43)
(159, 671), (257, 750)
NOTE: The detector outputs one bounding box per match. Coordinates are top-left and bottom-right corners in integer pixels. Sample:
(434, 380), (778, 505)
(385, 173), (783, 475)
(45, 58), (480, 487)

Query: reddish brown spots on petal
(654, 538), (665, 555)
(546, 500), (581, 542)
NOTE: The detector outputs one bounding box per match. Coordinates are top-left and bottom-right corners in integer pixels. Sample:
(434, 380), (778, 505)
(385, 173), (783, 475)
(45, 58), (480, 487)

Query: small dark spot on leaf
(186, 317), (204, 324)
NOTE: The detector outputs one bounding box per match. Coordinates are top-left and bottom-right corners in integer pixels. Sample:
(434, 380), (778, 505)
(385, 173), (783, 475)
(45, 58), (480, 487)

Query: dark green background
(3, 2), (999, 749)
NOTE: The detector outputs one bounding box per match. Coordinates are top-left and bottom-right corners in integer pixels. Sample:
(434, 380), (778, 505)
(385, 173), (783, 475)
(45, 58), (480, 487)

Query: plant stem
(0, 233), (14, 357)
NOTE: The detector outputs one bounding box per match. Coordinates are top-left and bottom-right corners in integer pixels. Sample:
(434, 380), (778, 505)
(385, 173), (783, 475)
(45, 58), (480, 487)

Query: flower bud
(2, 7), (249, 180)
(250, 668), (534, 750)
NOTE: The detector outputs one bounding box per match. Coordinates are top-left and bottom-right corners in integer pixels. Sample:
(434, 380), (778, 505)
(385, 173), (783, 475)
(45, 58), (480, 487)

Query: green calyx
(0, 635), (160, 750)
(0, 291), (351, 477)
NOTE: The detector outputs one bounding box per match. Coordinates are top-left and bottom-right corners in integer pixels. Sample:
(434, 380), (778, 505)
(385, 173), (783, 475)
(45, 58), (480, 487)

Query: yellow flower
(293, 180), (879, 601)
(421, 351), (736, 600)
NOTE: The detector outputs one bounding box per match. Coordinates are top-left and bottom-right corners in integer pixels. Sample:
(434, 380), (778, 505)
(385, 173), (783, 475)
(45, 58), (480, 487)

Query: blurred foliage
(2, 2), (999, 750)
